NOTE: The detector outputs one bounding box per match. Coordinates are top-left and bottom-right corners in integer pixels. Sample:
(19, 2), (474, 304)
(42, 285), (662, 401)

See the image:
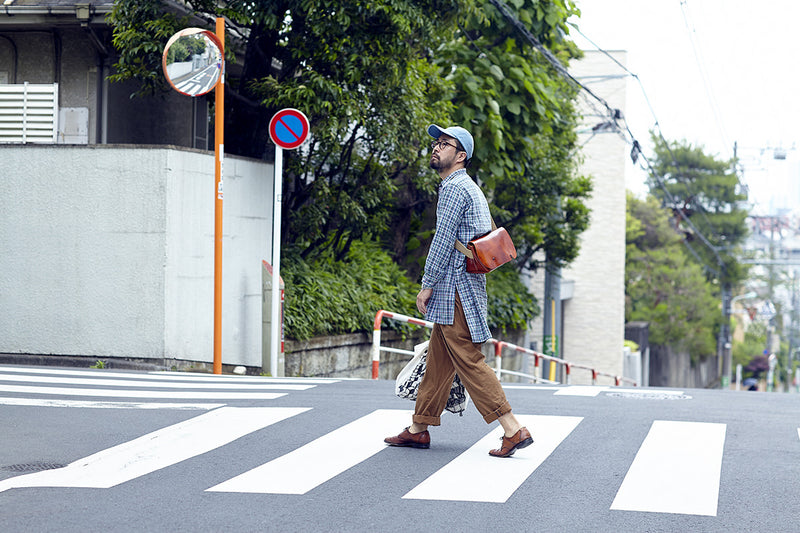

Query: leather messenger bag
(454, 217), (517, 274)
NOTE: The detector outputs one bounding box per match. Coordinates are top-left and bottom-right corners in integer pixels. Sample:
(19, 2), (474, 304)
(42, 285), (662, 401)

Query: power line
(569, 17), (729, 246)
(679, 0), (731, 159)
(488, 0), (728, 275)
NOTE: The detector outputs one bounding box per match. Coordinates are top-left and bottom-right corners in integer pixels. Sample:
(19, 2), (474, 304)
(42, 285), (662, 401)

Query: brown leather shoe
(384, 427), (430, 449)
(489, 427), (533, 457)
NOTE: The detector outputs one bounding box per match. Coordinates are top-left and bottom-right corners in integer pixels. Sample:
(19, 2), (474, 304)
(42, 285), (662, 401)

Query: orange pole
(213, 18), (225, 374)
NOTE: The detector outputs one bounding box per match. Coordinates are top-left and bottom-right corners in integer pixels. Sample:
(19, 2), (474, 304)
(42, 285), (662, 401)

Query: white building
(527, 50), (631, 385)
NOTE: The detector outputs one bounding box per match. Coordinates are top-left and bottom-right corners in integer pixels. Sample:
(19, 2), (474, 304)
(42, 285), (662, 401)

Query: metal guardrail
(372, 309), (638, 386)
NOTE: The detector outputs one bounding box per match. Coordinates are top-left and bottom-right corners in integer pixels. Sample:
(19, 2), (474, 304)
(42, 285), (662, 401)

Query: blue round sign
(269, 108), (309, 150)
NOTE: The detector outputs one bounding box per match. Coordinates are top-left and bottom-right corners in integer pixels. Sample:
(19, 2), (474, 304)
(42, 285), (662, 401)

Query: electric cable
(488, 0), (728, 275)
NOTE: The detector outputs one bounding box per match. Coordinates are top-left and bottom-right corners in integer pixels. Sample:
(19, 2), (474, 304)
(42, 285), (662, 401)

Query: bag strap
(454, 216), (497, 258)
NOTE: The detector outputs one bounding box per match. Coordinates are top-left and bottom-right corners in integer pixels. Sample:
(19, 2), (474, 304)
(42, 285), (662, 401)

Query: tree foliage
(647, 136), (749, 285)
(626, 193), (721, 358)
(437, 0), (591, 272)
(107, 0), (593, 337)
(732, 321), (767, 374)
(108, 0), (589, 265)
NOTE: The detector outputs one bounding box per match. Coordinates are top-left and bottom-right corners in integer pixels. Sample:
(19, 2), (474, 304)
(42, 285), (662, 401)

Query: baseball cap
(427, 124), (473, 160)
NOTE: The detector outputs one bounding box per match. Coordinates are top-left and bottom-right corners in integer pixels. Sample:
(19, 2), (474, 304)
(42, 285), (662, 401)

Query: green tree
(732, 321), (767, 373)
(647, 136), (749, 285)
(108, 0), (589, 267)
(106, 1), (593, 337)
(626, 194), (720, 358)
(109, 0), (455, 262)
(429, 0), (591, 272)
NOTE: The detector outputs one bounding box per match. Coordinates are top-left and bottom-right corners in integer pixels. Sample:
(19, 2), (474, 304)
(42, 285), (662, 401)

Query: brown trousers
(413, 292), (511, 426)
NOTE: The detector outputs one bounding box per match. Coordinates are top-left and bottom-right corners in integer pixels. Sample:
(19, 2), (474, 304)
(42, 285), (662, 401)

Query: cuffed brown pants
(413, 291), (511, 426)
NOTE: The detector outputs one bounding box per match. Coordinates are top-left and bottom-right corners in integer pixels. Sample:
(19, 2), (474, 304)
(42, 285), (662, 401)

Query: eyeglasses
(430, 140), (460, 152)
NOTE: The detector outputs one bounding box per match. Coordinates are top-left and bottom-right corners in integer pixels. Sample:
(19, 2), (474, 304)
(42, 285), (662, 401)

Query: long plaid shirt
(421, 168), (492, 343)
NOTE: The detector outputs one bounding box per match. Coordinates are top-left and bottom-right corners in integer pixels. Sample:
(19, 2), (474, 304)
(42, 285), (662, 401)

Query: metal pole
(270, 147), (283, 377)
(212, 17), (225, 374)
(721, 283), (732, 388)
(543, 262), (561, 382)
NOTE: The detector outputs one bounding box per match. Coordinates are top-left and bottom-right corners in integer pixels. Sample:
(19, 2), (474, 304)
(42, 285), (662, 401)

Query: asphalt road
(0, 364), (798, 532)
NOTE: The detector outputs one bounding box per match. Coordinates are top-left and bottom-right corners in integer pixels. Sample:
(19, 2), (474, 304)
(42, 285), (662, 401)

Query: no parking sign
(269, 108), (309, 150)
(267, 107), (309, 377)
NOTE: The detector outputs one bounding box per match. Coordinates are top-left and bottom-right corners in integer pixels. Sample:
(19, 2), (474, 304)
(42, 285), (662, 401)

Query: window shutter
(0, 82), (59, 143)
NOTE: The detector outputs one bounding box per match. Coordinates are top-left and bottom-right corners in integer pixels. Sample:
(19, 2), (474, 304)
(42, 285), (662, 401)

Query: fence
(372, 309), (637, 386)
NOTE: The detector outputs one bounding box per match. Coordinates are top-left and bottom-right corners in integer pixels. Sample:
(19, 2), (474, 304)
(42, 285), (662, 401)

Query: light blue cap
(427, 124), (473, 159)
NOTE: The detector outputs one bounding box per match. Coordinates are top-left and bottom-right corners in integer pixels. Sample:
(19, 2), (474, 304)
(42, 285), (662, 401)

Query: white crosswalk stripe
(207, 409), (413, 495)
(610, 420), (727, 516)
(0, 397), (224, 410)
(0, 374), (314, 390)
(0, 365), (335, 384)
(403, 414), (583, 503)
(0, 407), (309, 493)
(0, 384), (288, 400)
(0, 365), (336, 405)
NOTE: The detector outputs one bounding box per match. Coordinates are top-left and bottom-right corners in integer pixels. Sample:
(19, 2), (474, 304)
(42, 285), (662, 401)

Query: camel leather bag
(454, 217), (517, 274)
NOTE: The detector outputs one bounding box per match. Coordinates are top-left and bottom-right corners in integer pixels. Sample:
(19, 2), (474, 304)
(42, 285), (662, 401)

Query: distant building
(527, 50), (632, 385)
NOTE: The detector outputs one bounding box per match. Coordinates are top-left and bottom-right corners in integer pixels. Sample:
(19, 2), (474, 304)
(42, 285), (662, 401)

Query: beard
(430, 153), (450, 170)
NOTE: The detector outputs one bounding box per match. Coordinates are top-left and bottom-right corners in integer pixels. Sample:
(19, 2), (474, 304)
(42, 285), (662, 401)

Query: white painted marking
(403, 415), (583, 503)
(0, 366), (337, 384)
(0, 384), (286, 400)
(0, 373), (313, 390)
(611, 420), (726, 516)
(554, 386), (610, 396)
(0, 407), (308, 493)
(0, 397), (224, 410)
(606, 389), (686, 396)
(502, 386), (561, 391)
(207, 409), (412, 494)
(147, 372), (338, 384)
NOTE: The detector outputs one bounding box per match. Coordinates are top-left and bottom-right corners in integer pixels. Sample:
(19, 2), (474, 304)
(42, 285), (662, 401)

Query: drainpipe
(77, 3), (108, 144)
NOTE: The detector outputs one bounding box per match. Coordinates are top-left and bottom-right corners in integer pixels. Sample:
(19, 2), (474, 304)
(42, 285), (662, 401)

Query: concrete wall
(649, 345), (720, 388)
(559, 50), (629, 384)
(0, 144), (273, 367)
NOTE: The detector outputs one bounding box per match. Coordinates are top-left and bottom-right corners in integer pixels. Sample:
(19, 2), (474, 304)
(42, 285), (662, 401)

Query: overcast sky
(568, 0), (800, 211)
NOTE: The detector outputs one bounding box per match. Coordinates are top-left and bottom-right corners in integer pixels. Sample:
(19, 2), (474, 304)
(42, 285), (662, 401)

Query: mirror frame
(162, 28), (224, 97)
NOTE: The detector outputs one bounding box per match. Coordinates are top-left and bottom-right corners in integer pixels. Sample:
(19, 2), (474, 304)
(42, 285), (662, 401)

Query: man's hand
(416, 288), (433, 315)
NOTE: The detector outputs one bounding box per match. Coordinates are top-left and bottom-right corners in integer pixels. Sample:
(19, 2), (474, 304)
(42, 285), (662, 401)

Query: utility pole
(543, 260), (561, 382)
(720, 283), (732, 388)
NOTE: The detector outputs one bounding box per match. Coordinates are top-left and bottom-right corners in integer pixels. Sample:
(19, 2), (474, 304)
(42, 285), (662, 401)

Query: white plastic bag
(394, 340), (468, 415)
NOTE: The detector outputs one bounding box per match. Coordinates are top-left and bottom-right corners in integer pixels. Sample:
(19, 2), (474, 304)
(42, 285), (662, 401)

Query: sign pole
(270, 147), (283, 377)
(213, 17), (225, 374)
(162, 24), (226, 374)
(267, 108), (308, 377)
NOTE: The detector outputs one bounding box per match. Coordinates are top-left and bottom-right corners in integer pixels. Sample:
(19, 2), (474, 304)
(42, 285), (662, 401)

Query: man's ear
(456, 150), (467, 165)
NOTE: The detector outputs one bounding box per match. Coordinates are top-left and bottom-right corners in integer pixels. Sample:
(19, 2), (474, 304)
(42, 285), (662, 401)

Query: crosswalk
(0, 365), (336, 408)
(2, 402), (796, 516)
(2, 365), (798, 518)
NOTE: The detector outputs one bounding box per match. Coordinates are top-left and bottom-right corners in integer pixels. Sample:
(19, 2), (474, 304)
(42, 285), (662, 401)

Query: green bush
(487, 265), (540, 333)
(282, 239), (418, 340)
(282, 239), (539, 340)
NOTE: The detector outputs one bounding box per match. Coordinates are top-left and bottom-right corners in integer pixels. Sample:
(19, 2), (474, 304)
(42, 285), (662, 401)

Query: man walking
(384, 124), (532, 457)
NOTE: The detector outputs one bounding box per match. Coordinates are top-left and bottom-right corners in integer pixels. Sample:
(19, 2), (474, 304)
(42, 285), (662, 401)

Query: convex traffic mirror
(162, 28), (223, 97)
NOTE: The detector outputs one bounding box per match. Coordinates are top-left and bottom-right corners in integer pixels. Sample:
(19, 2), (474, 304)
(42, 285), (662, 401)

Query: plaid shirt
(421, 168), (492, 343)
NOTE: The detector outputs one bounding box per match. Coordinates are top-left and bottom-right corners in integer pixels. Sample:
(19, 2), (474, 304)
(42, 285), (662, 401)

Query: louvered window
(0, 83), (58, 143)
